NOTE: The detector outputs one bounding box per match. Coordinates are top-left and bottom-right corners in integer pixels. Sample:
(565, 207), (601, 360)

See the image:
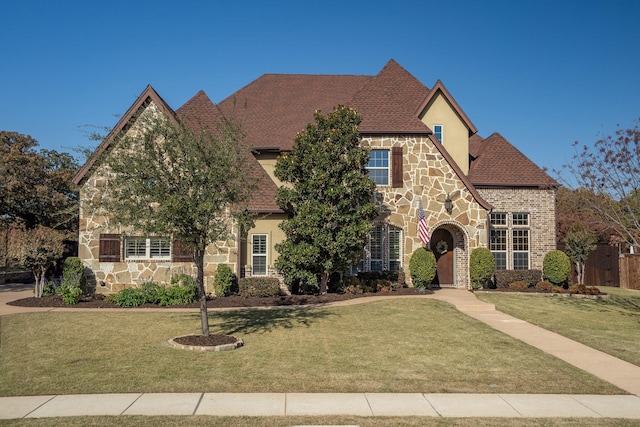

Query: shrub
(568, 284), (602, 295)
(535, 280), (554, 292)
(213, 264), (237, 297)
(42, 279), (59, 297)
(139, 282), (163, 304)
(342, 276), (363, 294)
(409, 248), (436, 289)
(494, 270), (542, 288)
(56, 256), (85, 304)
(159, 282), (198, 306)
(469, 248), (495, 289)
(238, 277), (281, 297)
(109, 287), (147, 307)
(543, 250), (571, 286)
(508, 281), (528, 291)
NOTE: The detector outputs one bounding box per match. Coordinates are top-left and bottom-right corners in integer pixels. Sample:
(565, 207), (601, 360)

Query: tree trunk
(577, 261), (585, 284)
(194, 249), (210, 336)
(319, 272), (329, 294)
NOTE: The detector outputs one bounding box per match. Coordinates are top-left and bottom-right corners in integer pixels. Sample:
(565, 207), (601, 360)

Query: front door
(432, 228), (454, 286)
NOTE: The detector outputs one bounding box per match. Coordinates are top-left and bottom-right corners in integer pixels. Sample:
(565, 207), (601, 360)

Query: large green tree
(90, 112), (256, 336)
(274, 105), (378, 294)
(0, 131), (79, 233)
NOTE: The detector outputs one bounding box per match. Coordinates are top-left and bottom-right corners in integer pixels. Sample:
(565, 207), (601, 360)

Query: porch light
(444, 195), (453, 214)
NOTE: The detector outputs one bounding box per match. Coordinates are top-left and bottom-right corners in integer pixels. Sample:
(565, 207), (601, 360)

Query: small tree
(543, 250), (571, 287)
(8, 225), (64, 297)
(274, 106), (379, 294)
(409, 248), (437, 289)
(89, 111), (256, 336)
(564, 223), (597, 284)
(470, 247), (495, 289)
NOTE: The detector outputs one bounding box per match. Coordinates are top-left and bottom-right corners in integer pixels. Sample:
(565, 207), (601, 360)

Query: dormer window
(433, 125), (443, 142)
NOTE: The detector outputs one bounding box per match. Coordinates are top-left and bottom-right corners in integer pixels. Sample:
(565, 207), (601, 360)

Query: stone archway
(430, 223), (469, 288)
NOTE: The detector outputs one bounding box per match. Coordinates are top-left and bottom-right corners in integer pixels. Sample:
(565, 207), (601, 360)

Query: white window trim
(433, 124), (443, 143)
(124, 237), (171, 261)
(366, 149), (390, 186)
(251, 234), (268, 276)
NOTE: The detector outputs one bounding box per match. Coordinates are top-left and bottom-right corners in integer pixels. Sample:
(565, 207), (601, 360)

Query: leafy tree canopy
(89, 110), (256, 336)
(0, 131), (79, 234)
(274, 105), (378, 293)
(558, 118), (640, 250)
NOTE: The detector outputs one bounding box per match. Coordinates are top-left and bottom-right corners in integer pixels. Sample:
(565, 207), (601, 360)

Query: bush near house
(105, 276), (199, 307)
(494, 270), (542, 288)
(238, 277), (281, 297)
(469, 247), (495, 289)
(543, 250), (572, 287)
(357, 270), (407, 292)
(213, 264), (237, 296)
(409, 248), (437, 289)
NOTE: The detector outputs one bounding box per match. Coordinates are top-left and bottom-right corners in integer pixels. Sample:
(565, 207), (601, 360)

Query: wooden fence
(619, 254), (640, 290)
(557, 243), (620, 287)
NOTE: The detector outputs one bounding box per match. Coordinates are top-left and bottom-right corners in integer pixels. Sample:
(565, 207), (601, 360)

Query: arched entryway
(431, 228), (454, 286)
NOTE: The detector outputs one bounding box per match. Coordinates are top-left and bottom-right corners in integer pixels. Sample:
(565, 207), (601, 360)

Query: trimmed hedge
(494, 270), (542, 288)
(238, 277), (281, 297)
(409, 248), (437, 288)
(543, 250), (571, 286)
(469, 248), (495, 289)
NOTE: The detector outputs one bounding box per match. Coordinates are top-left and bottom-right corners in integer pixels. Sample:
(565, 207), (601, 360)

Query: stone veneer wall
(476, 187), (556, 270)
(362, 135), (489, 287)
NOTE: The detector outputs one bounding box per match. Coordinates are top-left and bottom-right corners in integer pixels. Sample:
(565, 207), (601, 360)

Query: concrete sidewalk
(2, 284), (640, 420)
(2, 392), (640, 419)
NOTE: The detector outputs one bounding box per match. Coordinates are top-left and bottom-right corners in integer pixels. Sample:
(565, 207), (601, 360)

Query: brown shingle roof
(468, 132), (557, 188)
(176, 90), (283, 213)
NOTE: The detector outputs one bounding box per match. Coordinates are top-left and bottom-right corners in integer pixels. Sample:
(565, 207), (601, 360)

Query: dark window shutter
(172, 240), (194, 262)
(99, 234), (121, 262)
(391, 146), (403, 188)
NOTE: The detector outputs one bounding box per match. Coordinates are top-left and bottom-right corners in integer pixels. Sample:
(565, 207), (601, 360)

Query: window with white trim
(124, 237), (171, 260)
(512, 213), (530, 270)
(433, 124), (443, 142)
(366, 150), (389, 186)
(352, 224), (403, 273)
(488, 212), (530, 270)
(251, 234), (268, 276)
(489, 213), (507, 270)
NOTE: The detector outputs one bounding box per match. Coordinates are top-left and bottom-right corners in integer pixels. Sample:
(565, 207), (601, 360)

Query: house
(72, 59), (557, 293)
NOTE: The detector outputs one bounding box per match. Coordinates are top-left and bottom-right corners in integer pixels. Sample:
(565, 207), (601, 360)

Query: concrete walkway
(1, 283), (640, 420)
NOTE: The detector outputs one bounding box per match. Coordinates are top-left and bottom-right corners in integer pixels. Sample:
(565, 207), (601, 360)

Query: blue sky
(2, 0), (639, 176)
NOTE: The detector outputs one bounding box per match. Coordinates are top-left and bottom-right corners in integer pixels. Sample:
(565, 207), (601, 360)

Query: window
(251, 234), (268, 276)
(366, 150), (389, 185)
(124, 237), (171, 260)
(353, 224), (403, 273)
(433, 125), (443, 142)
(488, 212), (530, 270)
(490, 228), (507, 270)
(512, 213), (530, 269)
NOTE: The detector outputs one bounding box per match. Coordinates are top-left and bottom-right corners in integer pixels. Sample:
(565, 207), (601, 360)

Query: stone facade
(363, 135), (489, 287)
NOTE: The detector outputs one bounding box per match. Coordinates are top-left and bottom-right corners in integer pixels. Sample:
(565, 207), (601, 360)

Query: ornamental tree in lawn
(89, 111), (256, 336)
(8, 225), (65, 297)
(274, 105), (378, 294)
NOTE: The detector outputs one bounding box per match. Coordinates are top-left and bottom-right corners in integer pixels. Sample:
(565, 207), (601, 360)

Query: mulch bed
(7, 286), (429, 310)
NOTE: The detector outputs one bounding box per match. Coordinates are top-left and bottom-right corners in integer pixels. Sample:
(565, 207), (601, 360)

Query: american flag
(418, 200), (430, 245)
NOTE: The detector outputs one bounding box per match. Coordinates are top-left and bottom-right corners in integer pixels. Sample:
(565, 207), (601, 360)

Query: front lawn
(0, 299), (621, 396)
(476, 287), (640, 366)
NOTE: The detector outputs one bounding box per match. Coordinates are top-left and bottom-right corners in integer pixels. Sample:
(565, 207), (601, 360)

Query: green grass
(1, 416), (639, 427)
(0, 299), (621, 396)
(476, 287), (640, 366)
